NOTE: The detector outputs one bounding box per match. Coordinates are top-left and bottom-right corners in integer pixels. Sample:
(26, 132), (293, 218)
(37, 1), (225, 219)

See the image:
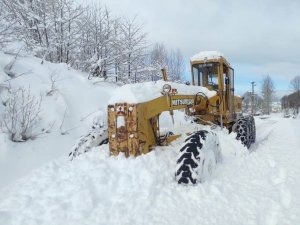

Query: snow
(1, 52), (300, 225)
(108, 80), (216, 104)
(0, 52), (119, 188)
(190, 51), (225, 62)
(1, 115), (300, 225)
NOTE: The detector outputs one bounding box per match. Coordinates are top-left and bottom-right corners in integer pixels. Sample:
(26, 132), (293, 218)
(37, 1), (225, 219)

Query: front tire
(69, 128), (108, 160)
(175, 130), (221, 185)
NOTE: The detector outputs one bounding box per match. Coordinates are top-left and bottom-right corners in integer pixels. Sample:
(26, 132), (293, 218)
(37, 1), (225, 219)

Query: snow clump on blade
(108, 80), (216, 104)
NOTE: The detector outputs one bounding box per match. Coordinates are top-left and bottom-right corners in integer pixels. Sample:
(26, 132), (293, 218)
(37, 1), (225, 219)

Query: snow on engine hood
(108, 80), (216, 104)
(190, 51), (224, 62)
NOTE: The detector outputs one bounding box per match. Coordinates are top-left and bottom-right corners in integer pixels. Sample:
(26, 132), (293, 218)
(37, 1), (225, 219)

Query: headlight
(162, 84), (171, 94)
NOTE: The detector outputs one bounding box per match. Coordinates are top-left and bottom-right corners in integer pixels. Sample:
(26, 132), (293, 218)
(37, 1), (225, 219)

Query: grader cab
(190, 52), (242, 128)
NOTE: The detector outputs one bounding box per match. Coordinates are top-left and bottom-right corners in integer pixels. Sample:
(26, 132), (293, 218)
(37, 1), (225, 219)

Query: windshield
(192, 63), (219, 90)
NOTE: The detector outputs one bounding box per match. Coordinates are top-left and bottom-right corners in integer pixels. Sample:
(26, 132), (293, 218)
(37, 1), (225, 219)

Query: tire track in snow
(255, 117), (300, 225)
(250, 117), (279, 151)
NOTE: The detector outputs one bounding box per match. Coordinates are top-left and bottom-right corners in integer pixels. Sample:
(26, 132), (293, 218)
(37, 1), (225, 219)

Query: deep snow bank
(0, 122), (250, 225)
(0, 52), (119, 188)
(2, 116), (299, 225)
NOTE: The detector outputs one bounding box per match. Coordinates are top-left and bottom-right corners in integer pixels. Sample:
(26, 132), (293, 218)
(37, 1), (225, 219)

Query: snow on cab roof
(190, 51), (224, 62)
(108, 80), (216, 104)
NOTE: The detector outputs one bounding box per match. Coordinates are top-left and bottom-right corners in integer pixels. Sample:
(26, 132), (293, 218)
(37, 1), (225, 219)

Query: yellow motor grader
(69, 51), (256, 184)
(106, 51), (256, 184)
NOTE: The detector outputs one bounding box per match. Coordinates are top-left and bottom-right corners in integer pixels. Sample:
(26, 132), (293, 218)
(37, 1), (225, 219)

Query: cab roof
(190, 51), (230, 67)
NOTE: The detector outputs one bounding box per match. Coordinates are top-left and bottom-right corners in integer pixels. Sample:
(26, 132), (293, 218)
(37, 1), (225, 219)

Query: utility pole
(251, 82), (256, 114)
(267, 88), (270, 115)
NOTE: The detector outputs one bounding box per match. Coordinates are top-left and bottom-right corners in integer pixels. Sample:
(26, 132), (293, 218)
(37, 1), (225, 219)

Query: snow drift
(108, 80), (216, 104)
(0, 52), (119, 187)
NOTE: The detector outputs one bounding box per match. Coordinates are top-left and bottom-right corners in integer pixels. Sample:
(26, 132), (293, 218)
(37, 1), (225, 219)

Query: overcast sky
(86, 0), (300, 97)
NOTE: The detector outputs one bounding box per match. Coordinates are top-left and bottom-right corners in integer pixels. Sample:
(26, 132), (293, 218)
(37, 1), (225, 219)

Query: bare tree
(0, 1), (17, 47)
(149, 43), (185, 82)
(167, 48), (185, 82)
(80, 4), (116, 79)
(242, 91), (251, 112)
(290, 75), (300, 93)
(261, 75), (275, 115)
(150, 43), (167, 80)
(151, 43), (168, 67)
(1, 87), (42, 142)
(290, 75), (300, 111)
(118, 16), (148, 83)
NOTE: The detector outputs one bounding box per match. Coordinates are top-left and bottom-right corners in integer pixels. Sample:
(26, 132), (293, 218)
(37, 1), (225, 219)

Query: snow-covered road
(0, 115), (299, 225)
(249, 116), (300, 225)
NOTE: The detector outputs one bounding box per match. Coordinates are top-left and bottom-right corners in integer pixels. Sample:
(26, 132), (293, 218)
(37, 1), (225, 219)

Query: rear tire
(236, 116), (255, 148)
(236, 117), (250, 148)
(249, 116), (256, 144)
(175, 130), (221, 185)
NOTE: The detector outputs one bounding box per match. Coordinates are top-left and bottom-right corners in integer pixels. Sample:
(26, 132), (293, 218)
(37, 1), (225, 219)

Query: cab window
(192, 63), (219, 90)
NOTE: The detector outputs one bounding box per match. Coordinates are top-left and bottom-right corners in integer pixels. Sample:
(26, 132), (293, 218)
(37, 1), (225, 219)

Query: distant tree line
(282, 92), (300, 110)
(0, 0), (184, 83)
(281, 75), (300, 111)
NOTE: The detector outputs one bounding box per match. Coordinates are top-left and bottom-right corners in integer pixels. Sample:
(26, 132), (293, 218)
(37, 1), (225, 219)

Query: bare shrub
(46, 71), (60, 96)
(0, 87), (42, 142)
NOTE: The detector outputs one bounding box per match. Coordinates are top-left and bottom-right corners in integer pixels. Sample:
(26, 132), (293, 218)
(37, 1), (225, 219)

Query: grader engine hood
(107, 81), (216, 157)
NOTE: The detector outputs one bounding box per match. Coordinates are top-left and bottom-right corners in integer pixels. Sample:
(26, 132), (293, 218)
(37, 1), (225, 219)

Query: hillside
(0, 52), (119, 188)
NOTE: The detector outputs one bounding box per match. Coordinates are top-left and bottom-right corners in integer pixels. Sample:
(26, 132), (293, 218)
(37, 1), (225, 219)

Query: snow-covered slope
(1, 116), (300, 225)
(0, 52), (119, 188)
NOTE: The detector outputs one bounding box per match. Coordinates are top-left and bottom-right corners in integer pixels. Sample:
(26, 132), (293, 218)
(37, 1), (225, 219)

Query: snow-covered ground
(1, 114), (300, 225)
(0, 52), (300, 225)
